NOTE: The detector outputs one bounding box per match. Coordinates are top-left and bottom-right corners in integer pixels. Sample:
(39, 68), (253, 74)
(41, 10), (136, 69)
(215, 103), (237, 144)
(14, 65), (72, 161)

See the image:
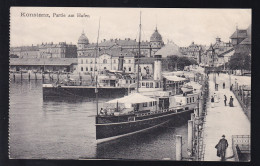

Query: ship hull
(42, 86), (132, 99)
(96, 109), (193, 141)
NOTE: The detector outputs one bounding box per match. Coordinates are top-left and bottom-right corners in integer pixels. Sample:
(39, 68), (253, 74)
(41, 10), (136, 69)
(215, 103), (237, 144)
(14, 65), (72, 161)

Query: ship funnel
(154, 55), (162, 80)
(118, 56), (124, 71)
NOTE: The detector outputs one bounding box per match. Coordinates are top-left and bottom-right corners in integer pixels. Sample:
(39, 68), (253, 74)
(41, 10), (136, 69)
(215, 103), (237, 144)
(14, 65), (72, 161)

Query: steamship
(42, 56), (136, 99)
(95, 55), (203, 142)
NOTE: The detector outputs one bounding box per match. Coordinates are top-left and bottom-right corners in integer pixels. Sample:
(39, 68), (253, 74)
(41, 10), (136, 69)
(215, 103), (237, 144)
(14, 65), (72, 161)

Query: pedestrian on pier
(215, 135), (229, 161)
(223, 82), (225, 89)
(229, 96), (234, 107)
(224, 95), (227, 106)
(211, 96), (215, 108)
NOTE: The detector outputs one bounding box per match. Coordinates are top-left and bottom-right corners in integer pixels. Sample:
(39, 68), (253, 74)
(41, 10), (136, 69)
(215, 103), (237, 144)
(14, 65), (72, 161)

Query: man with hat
(215, 135), (229, 161)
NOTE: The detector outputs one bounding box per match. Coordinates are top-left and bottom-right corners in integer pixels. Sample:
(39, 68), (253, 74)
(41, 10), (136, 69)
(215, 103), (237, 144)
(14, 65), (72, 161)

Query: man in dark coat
(215, 135), (229, 161)
(224, 95), (227, 106)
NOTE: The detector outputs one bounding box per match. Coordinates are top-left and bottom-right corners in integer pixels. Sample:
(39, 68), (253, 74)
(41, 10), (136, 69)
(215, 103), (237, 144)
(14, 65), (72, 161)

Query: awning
(106, 93), (156, 104)
(164, 75), (187, 82)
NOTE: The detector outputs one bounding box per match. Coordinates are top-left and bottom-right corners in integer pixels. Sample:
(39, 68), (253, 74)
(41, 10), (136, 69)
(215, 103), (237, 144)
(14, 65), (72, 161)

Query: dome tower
(150, 27), (164, 56)
(77, 30), (89, 50)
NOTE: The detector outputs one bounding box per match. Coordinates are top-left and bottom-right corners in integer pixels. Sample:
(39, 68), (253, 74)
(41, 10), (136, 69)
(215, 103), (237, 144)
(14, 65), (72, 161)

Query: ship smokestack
(154, 55), (162, 80)
(118, 56), (124, 71)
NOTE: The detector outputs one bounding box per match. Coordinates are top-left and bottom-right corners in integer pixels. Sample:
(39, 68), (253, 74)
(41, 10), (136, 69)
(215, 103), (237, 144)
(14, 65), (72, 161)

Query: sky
(10, 7), (251, 47)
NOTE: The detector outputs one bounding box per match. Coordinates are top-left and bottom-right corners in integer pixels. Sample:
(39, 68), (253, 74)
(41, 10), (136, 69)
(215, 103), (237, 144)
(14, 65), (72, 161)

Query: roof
(155, 42), (182, 57)
(79, 47), (136, 58)
(164, 75), (187, 82)
(230, 29), (248, 39)
(217, 48), (235, 57)
(240, 36), (251, 45)
(150, 28), (163, 42)
(78, 32), (89, 44)
(10, 46), (39, 52)
(10, 58), (77, 66)
(106, 93), (156, 104)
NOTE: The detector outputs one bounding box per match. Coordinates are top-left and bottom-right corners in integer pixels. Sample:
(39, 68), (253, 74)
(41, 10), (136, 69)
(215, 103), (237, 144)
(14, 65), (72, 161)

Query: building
(10, 58), (78, 72)
(39, 42), (77, 58)
(10, 42), (77, 58)
(230, 25), (251, 56)
(77, 27), (164, 58)
(201, 37), (233, 67)
(10, 45), (39, 58)
(179, 42), (206, 64)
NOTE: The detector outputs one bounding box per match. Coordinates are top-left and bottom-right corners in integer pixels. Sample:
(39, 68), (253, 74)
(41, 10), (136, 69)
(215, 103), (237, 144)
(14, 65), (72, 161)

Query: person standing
(224, 95), (227, 106)
(229, 96), (234, 107)
(223, 82), (225, 89)
(215, 135), (229, 161)
(211, 96), (215, 108)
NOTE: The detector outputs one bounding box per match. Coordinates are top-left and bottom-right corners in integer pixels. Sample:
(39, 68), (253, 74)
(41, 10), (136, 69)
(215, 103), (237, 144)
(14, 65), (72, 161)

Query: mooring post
(188, 120), (194, 156)
(176, 135), (182, 161)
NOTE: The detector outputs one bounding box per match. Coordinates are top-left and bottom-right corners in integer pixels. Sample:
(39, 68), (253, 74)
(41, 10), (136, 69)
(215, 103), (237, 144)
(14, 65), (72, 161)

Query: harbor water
(9, 80), (189, 160)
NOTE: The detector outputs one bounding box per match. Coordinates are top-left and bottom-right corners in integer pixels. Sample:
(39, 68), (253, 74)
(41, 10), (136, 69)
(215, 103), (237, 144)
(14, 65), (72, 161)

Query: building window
(129, 60), (131, 63)
(90, 68), (93, 71)
(123, 60), (125, 63)
(86, 59), (88, 63)
(81, 67), (83, 71)
(190, 98), (192, 103)
(81, 59), (83, 64)
(129, 67), (131, 71)
(86, 67), (88, 71)
(114, 60), (116, 63)
(187, 98), (189, 103)
(104, 67), (106, 70)
(149, 102), (152, 107)
(150, 82), (153, 88)
(193, 97), (194, 102)
(143, 103), (147, 107)
(103, 59), (107, 64)
(142, 82), (145, 87)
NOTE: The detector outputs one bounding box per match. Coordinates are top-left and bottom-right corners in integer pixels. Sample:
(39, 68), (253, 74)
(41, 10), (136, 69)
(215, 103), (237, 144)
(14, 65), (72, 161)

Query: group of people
(224, 95), (234, 107)
(99, 108), (115, 116)
(210, 81), (234, 108)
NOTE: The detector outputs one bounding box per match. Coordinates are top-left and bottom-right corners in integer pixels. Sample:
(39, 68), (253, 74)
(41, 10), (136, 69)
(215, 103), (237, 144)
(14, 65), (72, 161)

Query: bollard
(176, 135), (182, 161)
(188, 120), (194, 155)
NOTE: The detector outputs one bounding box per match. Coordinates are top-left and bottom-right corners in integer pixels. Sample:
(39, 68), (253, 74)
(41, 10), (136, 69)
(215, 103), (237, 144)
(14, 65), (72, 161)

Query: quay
(202, 73), (250, 161)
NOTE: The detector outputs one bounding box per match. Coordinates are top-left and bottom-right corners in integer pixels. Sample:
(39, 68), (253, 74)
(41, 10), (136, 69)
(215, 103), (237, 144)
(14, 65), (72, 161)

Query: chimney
(154, 55), (162, 80)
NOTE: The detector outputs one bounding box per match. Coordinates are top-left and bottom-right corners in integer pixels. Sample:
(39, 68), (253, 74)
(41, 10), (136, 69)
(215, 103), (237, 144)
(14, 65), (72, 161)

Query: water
(9, 80), (188, 160)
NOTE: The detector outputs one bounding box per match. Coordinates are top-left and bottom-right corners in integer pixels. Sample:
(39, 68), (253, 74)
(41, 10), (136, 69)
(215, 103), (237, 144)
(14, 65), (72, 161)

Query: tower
(77, 30), (89, 57)
(150, 27), (164, 56)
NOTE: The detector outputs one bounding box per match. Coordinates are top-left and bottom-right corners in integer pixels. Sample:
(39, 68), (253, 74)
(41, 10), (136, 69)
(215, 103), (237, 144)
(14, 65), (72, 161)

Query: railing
(232, 135), (251, 162)
(231, 85), (251, 121)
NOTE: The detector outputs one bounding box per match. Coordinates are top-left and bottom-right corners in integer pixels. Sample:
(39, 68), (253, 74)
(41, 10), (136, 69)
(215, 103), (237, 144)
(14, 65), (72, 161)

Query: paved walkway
(203, 74), (250, 161)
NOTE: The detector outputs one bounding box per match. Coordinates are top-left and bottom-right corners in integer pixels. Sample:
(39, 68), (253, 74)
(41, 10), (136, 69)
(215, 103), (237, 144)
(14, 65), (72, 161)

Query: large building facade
(77, 27), (164, 74)
(10, 42), (77, 58)
(77, 27), (164, 58)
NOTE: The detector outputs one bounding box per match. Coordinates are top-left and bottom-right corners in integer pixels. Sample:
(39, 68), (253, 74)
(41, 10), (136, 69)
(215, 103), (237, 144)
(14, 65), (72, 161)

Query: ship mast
(137, 11), (142, 93)
(95, 18), (101, 116)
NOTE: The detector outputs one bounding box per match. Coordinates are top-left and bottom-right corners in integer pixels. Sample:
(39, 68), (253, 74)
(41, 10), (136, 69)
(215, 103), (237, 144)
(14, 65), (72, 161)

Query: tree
(229, 53), (251, 72)
(166, 55), (198, 71)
